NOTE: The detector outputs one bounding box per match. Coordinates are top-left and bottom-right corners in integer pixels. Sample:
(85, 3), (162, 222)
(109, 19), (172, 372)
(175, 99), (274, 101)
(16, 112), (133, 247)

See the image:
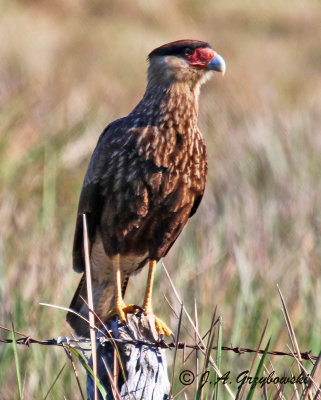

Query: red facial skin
(186, 48), (216, 69)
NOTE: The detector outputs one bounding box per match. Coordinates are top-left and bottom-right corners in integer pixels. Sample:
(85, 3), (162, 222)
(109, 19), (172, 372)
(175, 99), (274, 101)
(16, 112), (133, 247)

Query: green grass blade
(245, 338), (270, 400)
(239, 320), (268, 400)
(212, 318), (222, 400)
(196, 318), (216, 400)
(170, 302), (184, 397)
(11, 323), (23, 400)
(300, 350), (321, 400)
(204, 327), (216, 371)
(68, 346), (108, 399)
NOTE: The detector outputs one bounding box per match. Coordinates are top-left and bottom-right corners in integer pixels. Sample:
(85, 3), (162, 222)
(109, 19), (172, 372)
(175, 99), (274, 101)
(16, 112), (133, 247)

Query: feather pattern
(66, 40), (223, 336)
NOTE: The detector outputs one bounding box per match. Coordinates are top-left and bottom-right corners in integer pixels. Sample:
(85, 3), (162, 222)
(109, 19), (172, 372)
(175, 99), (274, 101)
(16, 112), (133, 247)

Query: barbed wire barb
(0, 326), (317, 362)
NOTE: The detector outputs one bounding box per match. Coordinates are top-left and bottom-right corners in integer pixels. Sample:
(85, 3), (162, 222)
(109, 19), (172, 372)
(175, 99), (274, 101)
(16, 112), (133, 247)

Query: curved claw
(145, 312), (172, 337)
(131, 305), (145, 313)
(106, 303), (139, 324)
(122, 304), (143, 314)
(106, 306), (127, 324)
(155, 317), (172, 337)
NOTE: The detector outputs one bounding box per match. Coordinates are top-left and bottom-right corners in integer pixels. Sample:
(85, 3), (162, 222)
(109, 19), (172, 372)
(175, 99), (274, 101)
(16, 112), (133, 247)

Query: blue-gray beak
(208, 53), (226, 75)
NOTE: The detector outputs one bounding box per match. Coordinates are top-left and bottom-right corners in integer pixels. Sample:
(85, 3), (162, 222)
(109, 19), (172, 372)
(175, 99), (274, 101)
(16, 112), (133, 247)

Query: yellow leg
(142, 260), (156, 313)
(106, 254), (137, 322)
(142, 260), (172, 337)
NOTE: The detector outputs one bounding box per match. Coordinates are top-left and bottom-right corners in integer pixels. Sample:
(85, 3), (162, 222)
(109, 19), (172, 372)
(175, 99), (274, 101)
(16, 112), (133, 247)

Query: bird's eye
(184, 48), (193, 56)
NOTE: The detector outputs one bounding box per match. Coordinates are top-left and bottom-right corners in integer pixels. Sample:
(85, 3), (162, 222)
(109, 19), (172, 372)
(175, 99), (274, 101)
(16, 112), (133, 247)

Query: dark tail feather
(66, 274), (91, 337)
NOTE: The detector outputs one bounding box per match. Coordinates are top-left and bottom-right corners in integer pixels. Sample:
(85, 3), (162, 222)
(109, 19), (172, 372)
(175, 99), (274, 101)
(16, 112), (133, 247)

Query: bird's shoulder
(78, 117), (162, 211)
(83, 117), (135, 184)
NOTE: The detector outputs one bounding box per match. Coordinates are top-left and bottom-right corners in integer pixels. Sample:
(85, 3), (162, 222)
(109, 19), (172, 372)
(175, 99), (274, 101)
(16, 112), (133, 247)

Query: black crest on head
(148, 40), (211, 59)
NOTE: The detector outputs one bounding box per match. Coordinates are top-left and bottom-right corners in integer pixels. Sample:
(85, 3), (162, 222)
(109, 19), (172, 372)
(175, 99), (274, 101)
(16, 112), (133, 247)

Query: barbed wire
(0, 325), (317, 362)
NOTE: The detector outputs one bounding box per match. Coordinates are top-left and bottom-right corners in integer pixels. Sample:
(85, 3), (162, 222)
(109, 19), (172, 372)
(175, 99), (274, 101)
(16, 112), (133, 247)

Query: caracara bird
(67, 40), (225, 337)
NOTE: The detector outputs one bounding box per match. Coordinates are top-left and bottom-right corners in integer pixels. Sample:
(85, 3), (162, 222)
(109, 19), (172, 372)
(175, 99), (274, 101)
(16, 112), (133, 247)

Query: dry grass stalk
(62, 345), (85, 400)
(162, 262), (235, 399)
(82, 213), (98, 400)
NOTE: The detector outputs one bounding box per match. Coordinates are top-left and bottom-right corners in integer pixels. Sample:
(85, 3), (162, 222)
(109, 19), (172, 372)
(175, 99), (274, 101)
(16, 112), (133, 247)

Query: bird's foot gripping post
(108, 256), (172, 337)
(87, 313), (170, 400)
(106, 302), (140, 324)
(142, 260), (172, 338)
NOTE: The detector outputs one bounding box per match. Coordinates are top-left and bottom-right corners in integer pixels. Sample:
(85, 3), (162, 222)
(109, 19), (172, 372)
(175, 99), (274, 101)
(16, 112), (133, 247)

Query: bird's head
(147, 39), (226, 89)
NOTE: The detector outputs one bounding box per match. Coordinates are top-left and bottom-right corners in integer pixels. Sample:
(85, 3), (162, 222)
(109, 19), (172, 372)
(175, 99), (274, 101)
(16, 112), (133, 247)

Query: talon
(107, 302), (146, 324)
(106, 301), (129, 323)
(158, 336), (170, 348)
(146, 311), (172, 337)
(122, 304), (141, 314)
(132, 304), (145, 312)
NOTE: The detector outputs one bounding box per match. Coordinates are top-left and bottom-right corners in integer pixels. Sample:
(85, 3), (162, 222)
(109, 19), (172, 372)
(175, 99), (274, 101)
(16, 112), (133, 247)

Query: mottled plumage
(67, 40), (225, 336)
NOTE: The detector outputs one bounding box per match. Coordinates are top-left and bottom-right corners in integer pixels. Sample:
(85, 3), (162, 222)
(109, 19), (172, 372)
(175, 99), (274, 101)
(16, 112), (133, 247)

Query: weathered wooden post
(87, 313), (170, 400)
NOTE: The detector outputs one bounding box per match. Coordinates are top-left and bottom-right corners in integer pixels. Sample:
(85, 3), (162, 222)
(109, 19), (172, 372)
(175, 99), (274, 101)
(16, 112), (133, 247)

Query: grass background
(0, 0), (320, 398)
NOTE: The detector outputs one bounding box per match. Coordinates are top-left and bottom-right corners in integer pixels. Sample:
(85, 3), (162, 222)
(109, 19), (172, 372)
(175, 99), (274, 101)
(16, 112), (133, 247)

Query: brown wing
(73, 118), (206, 272)
(72, 117), (136, 272)
(72, 119), (165, 271)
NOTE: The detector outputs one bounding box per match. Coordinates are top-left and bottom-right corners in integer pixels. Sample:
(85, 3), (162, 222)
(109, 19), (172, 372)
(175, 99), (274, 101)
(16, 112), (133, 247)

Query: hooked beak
(208, 53), (226, 75)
